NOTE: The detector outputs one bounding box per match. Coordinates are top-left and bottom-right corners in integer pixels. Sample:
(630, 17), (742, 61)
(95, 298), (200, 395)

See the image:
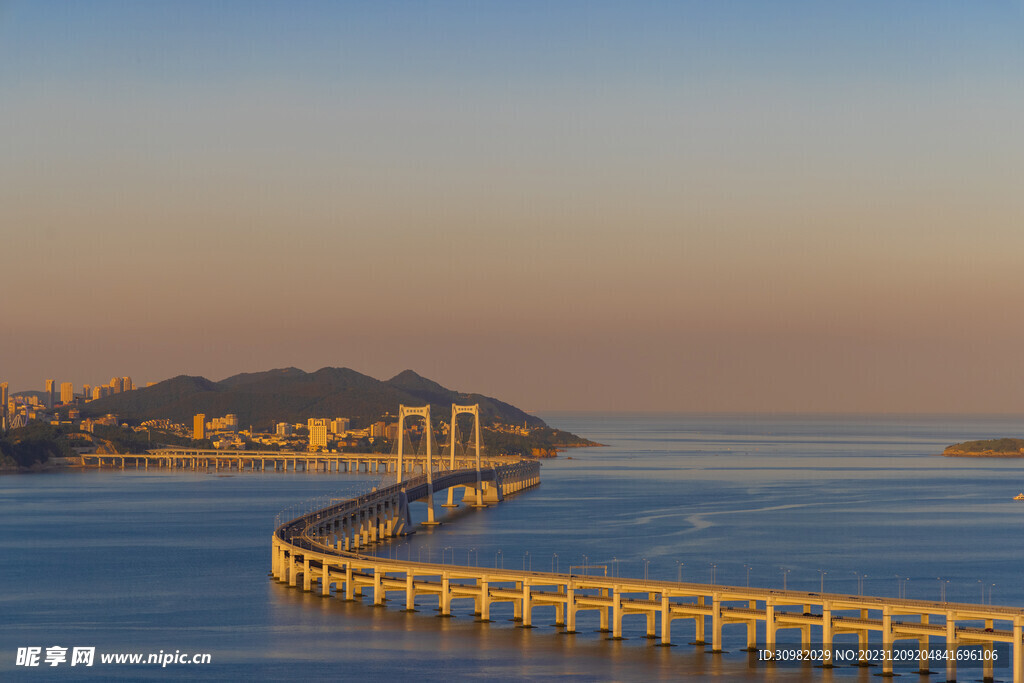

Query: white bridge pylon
(445, 404), (483, 508)
(395, 403), (485, 525)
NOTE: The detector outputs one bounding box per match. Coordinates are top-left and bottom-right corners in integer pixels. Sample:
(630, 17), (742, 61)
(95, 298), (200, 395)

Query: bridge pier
(881, 606), (893, 677)
(477, 579), (491, 622)
(599, 589), (610, 632)
(611, 589), (623, 639)
(321, 563), (331, 597)
(820, 603), (833, 665)
(646, 593), (657, 639)
(373, 568), (384, 606)
(440, 576), (451, 617)
(520, 582), (533, 628)
(660, 593), (672, 646)
(1013, 619), (1022, 682)
(405, 573), (416, 611)
(710, 595), (723, 653)
(565, 588), (577, 633)
(946, 615), (958, 682)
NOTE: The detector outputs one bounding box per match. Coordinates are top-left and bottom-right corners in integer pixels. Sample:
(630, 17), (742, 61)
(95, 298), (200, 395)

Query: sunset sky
(2, 1), (1023, 412)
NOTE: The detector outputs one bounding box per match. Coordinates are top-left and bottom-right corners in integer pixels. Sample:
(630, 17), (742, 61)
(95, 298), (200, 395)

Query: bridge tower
(445, 404), (484, 508)
(395, 405), (439, 524)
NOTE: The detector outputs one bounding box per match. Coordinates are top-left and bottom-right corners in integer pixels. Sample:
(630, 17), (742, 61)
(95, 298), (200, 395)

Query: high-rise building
(276, 422), (293, 436)
(193, 414), (206, 440)
(370, 421), (386, 438)
(60, 382), (74, 404)
(122, 376), (133, 392)
(330, 418), (350, 434)
(224, 414), (238, 432)
(92, 386), (105, 400)
(83, 384), (91, 400)
(309, 418), (329, 450)
(45, 380), (55, 409)
(110, 377), (123, 394)
(1, 381), (7, 415)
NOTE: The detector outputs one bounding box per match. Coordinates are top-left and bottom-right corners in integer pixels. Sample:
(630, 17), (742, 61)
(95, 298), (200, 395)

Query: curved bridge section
(272, 458), (1024, 682)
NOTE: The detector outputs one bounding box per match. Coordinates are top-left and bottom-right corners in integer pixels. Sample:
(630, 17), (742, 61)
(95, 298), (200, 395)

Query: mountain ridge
(79, 367), (548, 431)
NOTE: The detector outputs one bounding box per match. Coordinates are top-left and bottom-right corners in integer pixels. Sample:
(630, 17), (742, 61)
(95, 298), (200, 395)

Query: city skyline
(3, 2), (1023, 413)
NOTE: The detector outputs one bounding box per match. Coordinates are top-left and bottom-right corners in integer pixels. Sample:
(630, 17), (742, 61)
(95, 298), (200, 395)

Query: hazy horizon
(3, 2), (1023, 413)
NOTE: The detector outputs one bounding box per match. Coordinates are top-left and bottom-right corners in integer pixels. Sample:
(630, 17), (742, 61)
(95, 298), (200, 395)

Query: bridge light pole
(444, 546), (453, 564)
(642, 558), (649, 581)
(552, 553), (558, 574)
(677, 561), (684, 583)
(496, 549), (503, 569)
(524, 551), (530, 572)
(989, 583), (995, 605)
(819, 569), (827, 593)
(745, 564), (752, 588)
(709, 563), (716, 585)
(613, 556), (619, 578)
(781, 567), (790, 591)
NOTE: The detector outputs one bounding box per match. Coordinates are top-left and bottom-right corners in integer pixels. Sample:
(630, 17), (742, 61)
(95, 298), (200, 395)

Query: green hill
(79, 367), (551, 434)
(943, 438), (1024, 457)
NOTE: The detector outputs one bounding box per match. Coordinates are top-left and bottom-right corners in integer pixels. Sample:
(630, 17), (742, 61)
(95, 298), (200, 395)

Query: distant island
(942, 438), (1024, 457)
(2, 367), (600, 470)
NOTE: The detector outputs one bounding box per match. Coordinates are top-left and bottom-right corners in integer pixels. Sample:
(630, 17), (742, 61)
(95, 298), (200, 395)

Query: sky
(2, 1), (1023, 413)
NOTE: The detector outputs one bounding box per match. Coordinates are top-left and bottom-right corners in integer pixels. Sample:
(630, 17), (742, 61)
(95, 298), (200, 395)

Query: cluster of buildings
(1, 375), (149, 431)
(191, 413), (394, 451)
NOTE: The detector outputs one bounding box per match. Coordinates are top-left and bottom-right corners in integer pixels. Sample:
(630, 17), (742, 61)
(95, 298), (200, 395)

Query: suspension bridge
(270, 404), (1024, 682)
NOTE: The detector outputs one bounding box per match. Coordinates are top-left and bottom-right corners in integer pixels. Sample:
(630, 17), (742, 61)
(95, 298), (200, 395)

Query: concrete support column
(765, 603), (776, 654)
(711, 595), (723, 653)
(857, 610), (870, 666)
(646, 592), (657, 638)
(521, 582), (532, 628)
(554, 588), (565, 626)
(801, 604), (811, 652)
(566, 588), (577, 633)
(611, 588), (622, 639)
(881, 606), (893, 677)
(695, 596), (706, 644)
(918, 614), (931, 673)
(373, 567), (383, 605)
(945, 615), (957, 683)
(984, 620), (995, 682)
(321, 562), (331, 597)
(600, 589), (610, 632)
(479, 580), (490, 622)
(287, 555), (297, 586)
(1012, 619), (1022, 683)
(440, 575), (451, 616)
(513, 582), (523, 621)
(303, 557), (312, 592)
(821, 603), (833, 667)
(345, 564), (354, 601)
(659, 593), (672, 646)
(271, 541), (280, 578)
(404, 573), (416, 611)
(745, 601), (757, 651)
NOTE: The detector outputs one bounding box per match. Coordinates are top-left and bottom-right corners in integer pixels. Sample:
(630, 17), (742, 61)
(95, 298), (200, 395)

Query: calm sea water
(2, 413), (1024, 681)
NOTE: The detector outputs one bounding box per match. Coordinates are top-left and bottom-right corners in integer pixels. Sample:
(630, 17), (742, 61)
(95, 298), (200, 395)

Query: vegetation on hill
(943, 438), (1024, 457)
(0, 422), (74, 468)
(77, 367), (584, 447)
